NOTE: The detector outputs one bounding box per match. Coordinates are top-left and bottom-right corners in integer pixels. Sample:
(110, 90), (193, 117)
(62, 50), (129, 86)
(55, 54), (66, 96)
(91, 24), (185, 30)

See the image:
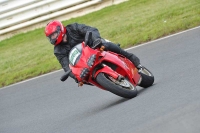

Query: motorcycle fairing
(93, 51), (140, 85)
(69, 42), (141, 86)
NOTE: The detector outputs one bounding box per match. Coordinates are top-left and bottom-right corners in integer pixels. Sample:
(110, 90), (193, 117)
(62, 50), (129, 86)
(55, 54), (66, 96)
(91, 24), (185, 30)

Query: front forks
(94, 64), (119, 80)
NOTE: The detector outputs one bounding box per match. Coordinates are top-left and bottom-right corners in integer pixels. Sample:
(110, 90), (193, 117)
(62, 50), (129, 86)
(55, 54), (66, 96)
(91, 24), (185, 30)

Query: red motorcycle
(61, 32), (154, 98)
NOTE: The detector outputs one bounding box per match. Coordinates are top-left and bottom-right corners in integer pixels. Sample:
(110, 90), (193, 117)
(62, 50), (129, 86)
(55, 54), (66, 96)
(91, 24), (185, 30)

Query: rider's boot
(121, 50), (144, 71)
(120, 49), (141, 68)
(101, 40), (143, 70)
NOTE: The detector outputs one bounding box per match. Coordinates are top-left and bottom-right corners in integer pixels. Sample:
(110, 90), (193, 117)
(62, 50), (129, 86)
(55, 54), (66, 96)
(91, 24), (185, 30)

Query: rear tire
(96, 73), (137, 99)
(139, 67), (154, 88)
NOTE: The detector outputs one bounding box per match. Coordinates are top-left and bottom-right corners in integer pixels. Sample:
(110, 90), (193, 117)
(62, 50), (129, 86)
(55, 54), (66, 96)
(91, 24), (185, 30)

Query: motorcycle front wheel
(96, 73), (137, 99)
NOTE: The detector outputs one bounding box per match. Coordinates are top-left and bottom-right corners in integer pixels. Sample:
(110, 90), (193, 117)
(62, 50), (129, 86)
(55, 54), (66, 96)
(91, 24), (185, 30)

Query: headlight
(87, 54), (96, 67)
(80, 68), (89, 79)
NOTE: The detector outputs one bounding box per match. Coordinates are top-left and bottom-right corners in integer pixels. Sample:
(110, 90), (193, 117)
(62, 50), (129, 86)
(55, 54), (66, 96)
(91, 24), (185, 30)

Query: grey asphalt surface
(1, 27), (200, 133)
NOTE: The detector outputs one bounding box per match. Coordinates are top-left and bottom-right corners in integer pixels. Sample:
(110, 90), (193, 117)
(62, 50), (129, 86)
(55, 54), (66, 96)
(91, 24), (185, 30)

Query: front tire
(96, 73), (137, 99)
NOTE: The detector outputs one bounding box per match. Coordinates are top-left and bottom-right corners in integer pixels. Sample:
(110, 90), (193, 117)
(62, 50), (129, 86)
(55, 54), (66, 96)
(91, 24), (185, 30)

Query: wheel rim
(106, 75), (135, 90)
(139, 68), (152, 76)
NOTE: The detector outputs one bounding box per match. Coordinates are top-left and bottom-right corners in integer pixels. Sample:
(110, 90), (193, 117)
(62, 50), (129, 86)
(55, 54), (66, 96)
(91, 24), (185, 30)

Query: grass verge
(0, 0), (200, 88)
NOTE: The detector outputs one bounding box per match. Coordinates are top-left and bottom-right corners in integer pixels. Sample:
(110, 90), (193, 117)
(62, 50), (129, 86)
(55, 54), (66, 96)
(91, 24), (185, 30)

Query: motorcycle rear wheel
(138, 66), (154, 88)
(96, 73), (137, 99)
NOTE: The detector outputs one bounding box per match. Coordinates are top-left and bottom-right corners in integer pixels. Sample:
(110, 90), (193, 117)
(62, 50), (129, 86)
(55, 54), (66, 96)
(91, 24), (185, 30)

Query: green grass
(0, 0), (200, 88)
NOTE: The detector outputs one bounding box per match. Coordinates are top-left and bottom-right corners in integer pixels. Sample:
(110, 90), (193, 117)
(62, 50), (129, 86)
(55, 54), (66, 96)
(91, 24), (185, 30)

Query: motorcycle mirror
(85, 31), (93, 46)
(60, 69), (72, 82)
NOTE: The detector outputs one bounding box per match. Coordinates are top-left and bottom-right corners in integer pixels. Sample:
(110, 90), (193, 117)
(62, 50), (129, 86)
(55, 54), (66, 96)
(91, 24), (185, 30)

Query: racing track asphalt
(0, 26), (200, 133)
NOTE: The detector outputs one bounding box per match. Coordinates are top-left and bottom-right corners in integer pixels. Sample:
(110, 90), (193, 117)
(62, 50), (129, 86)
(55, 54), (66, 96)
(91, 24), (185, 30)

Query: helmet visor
(47, 27), (61, 45)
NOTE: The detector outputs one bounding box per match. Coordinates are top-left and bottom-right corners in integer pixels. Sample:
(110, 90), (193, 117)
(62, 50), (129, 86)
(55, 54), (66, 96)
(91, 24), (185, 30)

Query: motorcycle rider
(45, 20), (142, 82)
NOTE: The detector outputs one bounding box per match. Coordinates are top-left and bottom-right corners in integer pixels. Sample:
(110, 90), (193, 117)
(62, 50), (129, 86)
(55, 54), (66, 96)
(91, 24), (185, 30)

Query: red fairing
(94, 51), (140, 85)
(69, 42), (141, 90)
(69, 42), (98, 81)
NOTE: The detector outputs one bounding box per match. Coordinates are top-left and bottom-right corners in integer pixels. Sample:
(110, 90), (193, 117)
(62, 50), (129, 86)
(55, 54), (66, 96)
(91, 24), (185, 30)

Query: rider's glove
(69, 72), (78, 83)
(92, 38), (102, 49)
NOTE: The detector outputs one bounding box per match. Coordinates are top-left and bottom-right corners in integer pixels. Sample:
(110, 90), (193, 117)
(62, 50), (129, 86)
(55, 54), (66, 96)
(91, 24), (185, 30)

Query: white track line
(126, 25), (200, 51)
(1, 26), (200, 90)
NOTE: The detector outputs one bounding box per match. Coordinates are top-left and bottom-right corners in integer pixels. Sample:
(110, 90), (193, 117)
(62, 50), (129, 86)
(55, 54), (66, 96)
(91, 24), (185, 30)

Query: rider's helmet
(45, 20), (66, 45)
